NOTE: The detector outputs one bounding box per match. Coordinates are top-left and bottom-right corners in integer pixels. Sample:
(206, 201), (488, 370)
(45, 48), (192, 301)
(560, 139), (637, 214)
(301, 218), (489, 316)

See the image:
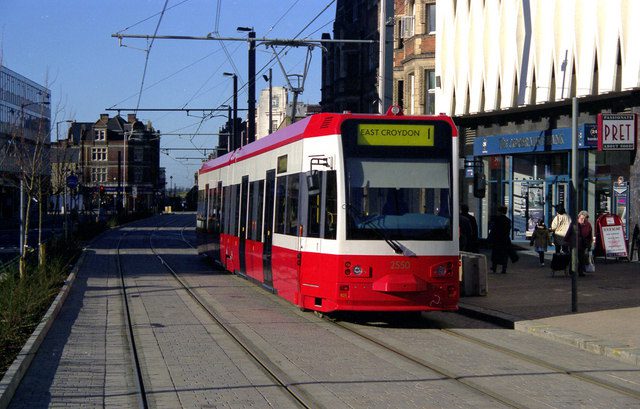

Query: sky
(0, 0), (336, 189)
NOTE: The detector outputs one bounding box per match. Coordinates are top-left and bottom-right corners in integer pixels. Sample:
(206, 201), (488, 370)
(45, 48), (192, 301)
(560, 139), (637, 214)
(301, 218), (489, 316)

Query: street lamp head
(263, 74), (270, 82)
(236, 26), (253, 32)
(223, 72), (236, 78)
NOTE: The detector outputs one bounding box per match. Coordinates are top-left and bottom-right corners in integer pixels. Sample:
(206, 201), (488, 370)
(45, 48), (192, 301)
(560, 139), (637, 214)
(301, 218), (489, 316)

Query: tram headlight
(353, 265), (363, 275)
(432, 262), (454, 278)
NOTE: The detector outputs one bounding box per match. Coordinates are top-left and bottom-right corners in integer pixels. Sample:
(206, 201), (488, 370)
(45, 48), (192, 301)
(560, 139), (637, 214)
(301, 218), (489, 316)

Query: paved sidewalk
(5, 229), (140, 408)
(459, 247), (640, 366)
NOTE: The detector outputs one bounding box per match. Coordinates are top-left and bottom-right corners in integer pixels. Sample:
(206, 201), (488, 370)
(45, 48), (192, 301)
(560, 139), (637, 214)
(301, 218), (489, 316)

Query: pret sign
(597, 113), (637, 151)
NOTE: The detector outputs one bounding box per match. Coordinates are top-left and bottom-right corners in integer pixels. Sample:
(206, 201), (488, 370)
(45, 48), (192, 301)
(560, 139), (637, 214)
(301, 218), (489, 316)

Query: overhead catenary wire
(116, 0), (192, 35)
(134, 0), (170, 114)
(111, 0), (340, 160)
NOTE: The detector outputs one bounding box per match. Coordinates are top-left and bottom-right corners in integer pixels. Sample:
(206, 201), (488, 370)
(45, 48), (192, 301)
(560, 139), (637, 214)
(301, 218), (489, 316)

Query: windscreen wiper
(344, 204), (403, 255)
(361, 216), (404, 255)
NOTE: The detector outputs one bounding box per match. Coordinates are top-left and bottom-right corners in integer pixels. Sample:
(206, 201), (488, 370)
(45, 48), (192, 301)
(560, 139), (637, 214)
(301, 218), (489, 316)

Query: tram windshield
(341, 118), (454, 242)
(345, 158), (452, 240)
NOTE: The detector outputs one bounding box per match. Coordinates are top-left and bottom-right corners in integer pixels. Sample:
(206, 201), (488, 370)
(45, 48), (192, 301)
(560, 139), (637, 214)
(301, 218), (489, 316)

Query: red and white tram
(197, 107), (460, 313)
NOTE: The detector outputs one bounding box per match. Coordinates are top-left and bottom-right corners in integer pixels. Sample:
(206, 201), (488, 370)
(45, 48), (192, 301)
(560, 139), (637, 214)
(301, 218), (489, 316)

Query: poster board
(597, 214), (628, 257)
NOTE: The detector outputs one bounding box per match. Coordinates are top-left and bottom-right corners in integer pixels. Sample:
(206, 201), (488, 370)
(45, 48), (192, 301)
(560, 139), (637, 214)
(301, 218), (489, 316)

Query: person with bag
(563, 210), (593, 277)
(530, 219), (550, 267)
(488, 205), (514, 274)
(550, 205), (571, 254)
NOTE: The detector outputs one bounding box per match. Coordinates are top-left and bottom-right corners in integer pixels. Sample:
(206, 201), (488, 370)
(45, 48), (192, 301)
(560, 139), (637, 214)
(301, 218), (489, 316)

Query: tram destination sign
(357, 124), (434, 147)
(597, 113), (637, 151)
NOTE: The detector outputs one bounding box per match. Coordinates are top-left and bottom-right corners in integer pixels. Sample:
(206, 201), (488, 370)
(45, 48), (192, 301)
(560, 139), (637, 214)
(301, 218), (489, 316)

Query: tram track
(132, 215), (316, 408)
(146, 219), (522, 407)
(328, 315), (640, 406)
(115, 226), (151, 409)
(439, 327), (640, 400)
(115, 215), (640, 407)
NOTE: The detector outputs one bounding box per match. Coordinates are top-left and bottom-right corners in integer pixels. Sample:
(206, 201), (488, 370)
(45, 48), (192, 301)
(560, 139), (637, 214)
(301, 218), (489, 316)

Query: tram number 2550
(390, 261), (411, 270)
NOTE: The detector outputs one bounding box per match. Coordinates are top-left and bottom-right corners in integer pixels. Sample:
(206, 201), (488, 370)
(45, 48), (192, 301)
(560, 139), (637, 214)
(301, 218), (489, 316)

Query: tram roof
(198, 112), (457, 175)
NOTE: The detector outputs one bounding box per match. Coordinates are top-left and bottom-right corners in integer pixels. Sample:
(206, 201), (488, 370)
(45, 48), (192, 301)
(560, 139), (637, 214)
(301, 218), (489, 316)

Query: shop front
(471, 124), (632, 241)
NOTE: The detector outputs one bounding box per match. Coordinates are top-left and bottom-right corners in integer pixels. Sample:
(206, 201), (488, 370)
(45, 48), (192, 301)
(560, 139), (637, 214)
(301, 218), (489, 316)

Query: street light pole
(123, 129), (128, 212)
(263, 68), (273, 135)
(571, 97), (579, 312)
(223, 72), (238, 151)
(238, 26), (256, 145)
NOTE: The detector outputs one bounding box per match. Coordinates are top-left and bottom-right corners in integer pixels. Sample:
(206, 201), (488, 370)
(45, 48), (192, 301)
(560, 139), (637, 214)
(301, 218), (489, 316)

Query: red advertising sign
(597, 113), (637, 151)
(595, 213), (628, 258)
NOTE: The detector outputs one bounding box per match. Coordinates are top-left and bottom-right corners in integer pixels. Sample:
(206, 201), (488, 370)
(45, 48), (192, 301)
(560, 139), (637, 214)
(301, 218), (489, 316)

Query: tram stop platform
(458, 247), (640, 367)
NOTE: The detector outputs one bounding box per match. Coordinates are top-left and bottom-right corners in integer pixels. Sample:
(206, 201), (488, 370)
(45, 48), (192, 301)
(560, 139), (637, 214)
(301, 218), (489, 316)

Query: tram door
(239, 176), (249, 274)
(262, 170), (275, 288)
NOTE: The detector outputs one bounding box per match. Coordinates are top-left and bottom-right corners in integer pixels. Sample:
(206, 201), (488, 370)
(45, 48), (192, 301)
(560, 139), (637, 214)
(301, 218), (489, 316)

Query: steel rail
(328, 318), (523, 408)
(115, 229), (150, 409)
(440, 327), (640, 400)
(147, 218), (314, 409)
(329, 316), (640, 405)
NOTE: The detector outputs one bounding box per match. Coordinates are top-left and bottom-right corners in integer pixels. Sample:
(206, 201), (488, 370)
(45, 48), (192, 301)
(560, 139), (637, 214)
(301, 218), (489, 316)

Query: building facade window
(134, 147), (144, 162)
(91, 167), (107, 183)
(134, 168), (144, 183)
(426, 3), (436, 34)
(409, 73), (416, 114)
(92, 147), (107, 161)
(400, 15), (415, 39)
(425, 69), (436, 114)
(95, 129), (106, 141)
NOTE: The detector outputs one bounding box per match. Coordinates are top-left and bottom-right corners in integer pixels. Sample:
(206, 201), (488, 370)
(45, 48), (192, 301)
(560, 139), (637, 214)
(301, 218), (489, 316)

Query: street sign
(132, 186), (138, 198)
(597, 113), (637, 151)
(66, 174), (78, 189)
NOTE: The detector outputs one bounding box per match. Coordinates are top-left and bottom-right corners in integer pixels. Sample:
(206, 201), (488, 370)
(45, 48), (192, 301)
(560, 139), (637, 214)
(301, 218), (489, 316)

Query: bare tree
(9, 93), (54, 276)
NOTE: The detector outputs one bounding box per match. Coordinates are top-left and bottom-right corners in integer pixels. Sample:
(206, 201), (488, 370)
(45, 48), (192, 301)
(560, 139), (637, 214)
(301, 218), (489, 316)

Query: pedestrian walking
(564, 210), (593, 277)
(460, 204), (479, 253)
(530, 219), (550, 266)
(550, 205), (571, 254)
(488, 205), (513, 274)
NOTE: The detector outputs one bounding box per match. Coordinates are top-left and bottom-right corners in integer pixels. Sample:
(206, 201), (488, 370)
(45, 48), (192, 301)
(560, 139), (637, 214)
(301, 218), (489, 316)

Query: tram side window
(275, 174), (301, 236)
(324, 171), (337, 239)
(207, 187), (215, 232)
(275, 176), (287, 234)
(214, 182), (222, 234)
(248, 180), (264, 241)
(233, 184), (241, 236)
(286, 174), (300, 236)
(304, 171), (337, 239)
(197, 189), (205, 227)
(222, 186), (230, 234)
(307, 187), (321, 238)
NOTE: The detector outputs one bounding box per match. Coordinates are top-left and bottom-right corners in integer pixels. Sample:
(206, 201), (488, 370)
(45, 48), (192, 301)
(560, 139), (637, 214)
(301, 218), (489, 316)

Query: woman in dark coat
(488, 206), (513, 274)
(564, 210), (593, 276)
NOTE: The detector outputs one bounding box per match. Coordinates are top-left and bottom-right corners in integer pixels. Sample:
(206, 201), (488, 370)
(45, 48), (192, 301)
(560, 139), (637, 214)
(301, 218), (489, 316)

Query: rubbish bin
(460, 251), (488, 296)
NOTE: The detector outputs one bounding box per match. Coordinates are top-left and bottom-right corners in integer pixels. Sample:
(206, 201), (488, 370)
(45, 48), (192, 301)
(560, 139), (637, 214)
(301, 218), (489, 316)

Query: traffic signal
(473, 173), (486, 198)
(99, 185), (105, 197)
